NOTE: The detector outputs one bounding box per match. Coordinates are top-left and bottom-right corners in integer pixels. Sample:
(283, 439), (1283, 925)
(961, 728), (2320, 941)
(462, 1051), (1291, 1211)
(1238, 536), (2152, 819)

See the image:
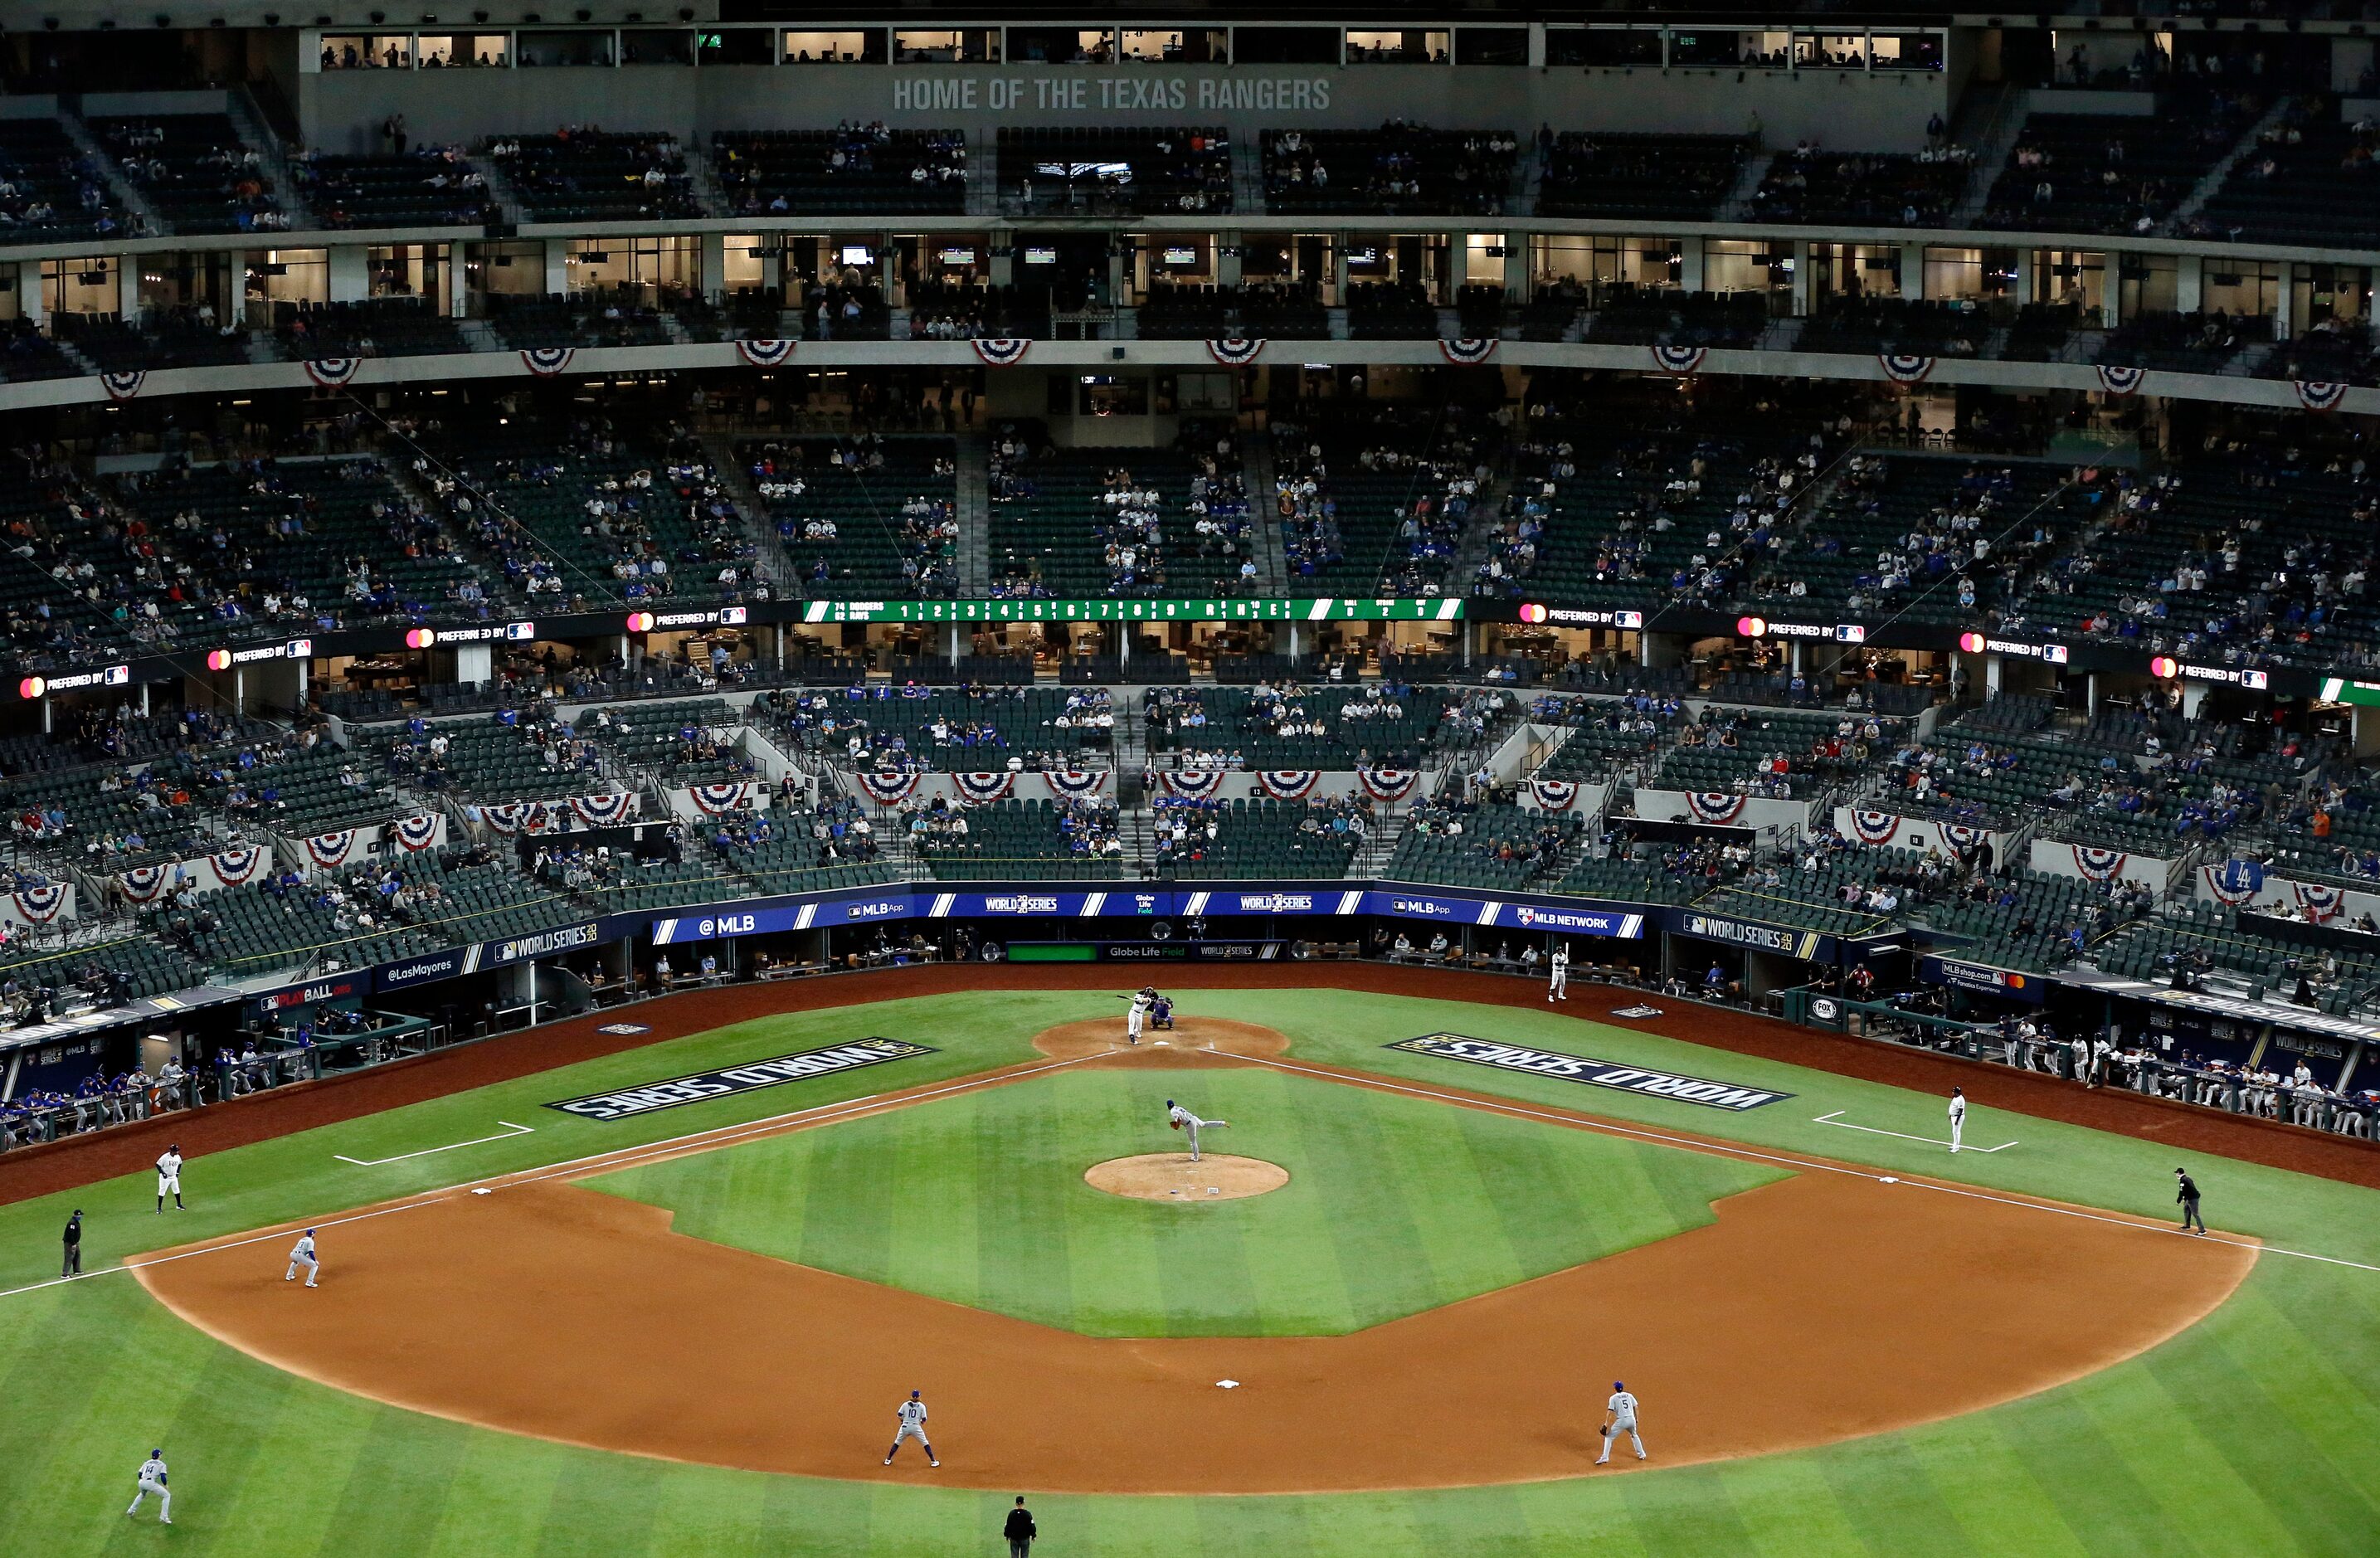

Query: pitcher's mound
(1085, 1154), (1289, 1202)
(1036, 1016), (1289, 1064)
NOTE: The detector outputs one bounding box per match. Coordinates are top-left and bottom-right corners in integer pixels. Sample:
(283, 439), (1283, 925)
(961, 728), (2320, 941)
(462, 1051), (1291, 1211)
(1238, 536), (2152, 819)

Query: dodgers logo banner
(547, 1037), (936, 1120)
(1388, 1035), (1793, 1111)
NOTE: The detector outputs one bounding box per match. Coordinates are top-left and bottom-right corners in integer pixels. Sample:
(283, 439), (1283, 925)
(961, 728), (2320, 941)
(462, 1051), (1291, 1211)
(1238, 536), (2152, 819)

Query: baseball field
(2, 971), (2377, 1554)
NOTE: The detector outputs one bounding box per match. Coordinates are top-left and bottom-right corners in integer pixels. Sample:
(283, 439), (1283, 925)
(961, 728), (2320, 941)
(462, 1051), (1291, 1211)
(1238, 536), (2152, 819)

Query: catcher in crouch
(1166, 1098), (1229, 1162)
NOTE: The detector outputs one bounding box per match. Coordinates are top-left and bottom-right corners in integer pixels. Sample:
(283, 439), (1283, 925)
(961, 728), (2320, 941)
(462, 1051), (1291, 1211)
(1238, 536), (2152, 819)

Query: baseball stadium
(3, 0), (2380, 1550)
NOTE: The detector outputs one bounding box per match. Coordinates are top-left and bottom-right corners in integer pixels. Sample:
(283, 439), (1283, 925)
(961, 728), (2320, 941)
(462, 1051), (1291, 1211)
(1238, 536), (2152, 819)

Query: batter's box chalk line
(1813, 1110), (2017, 1153)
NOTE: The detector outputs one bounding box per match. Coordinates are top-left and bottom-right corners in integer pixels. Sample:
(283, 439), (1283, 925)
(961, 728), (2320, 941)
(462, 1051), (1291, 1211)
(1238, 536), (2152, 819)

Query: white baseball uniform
(1548, 948), (1570, 1001)
(1596, 1390), (1645, 1463)
(888, 1395), (935, 1463)
(155, 1151), (183, 1200)
(1126, 994), (1149, 1043)
(1168, 1102), (1227, 1162)
(1947, 1093), (1966, 1153)
(285, 1232), (319, 1287)
(127, 1454), (170, 1521)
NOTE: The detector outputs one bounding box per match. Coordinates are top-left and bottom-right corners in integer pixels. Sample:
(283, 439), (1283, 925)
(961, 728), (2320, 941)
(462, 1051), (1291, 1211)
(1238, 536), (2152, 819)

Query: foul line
(1235, 1054), (2380, 1277)
(1813, 1110), (2017, 1154)
(333, 1122), (537, 1166)
(0, 1054), (1096, 1303)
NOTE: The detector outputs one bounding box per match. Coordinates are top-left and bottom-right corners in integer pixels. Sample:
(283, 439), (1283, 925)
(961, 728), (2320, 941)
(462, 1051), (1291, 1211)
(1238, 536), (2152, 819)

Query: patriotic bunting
(1438, 338), (1497, 366)
(1042, 770), (1109, 801)
(1849, 809), (1901, 845)
(1686, 792), (1748, 825)
(688, 781), (757, 816)
(856, 770), (920, 806)
(1878, 353), (1935, 386)
(2095, 364), (2146, 398)
(570, 791), (636, 826)
(521, 346), (576, 377)
(2294, 882), (2344, 923)
(100, 370), (146, 401)
(1207, 338), (1265, 367)
(972, 338), (1031, 367)
(2294, 380), (2348, 412)
(736, 339), (796, 368)
(1528, 779), (1579, 811)
(119, 863), (175, 903)
(303, 830), (358, 869)
(1355, 768), (1419, 803)
(1160, 769), (1226, 801)
(2071, 844), (2129, 883)
(304, 358), (362, 387)
(393, 814), (443, 852)
(952, 771), (1017, 806)
(11, 884), (66, 923)
(210, 844), (266, 887)
(1652, 343), (1707, 377)
(1258, 771), (1319, 801)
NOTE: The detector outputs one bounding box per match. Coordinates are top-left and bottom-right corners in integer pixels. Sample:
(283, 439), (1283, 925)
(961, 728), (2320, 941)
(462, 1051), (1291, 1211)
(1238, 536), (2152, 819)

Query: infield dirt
(133, 1039), (2256, 1495)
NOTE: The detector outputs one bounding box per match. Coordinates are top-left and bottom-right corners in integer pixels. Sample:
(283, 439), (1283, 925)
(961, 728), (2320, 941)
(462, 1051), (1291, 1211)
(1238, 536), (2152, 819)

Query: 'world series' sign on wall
(1387, 1034), (1794, 1112)
(547, 1038), (935, 1121)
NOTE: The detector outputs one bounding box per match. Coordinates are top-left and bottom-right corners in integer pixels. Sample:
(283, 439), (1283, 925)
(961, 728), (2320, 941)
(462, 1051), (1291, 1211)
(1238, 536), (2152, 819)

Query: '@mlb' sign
(546, 1038), (935, 1121)
(1387, 1034), (1794, 1112)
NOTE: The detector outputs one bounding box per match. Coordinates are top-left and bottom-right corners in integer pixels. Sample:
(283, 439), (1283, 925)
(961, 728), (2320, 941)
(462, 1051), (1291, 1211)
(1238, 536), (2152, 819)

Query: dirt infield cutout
(1085, 1152), (1290, 1202)
(1034, 1016), (1291, 1064)
(134, 1049), (2256, 1495)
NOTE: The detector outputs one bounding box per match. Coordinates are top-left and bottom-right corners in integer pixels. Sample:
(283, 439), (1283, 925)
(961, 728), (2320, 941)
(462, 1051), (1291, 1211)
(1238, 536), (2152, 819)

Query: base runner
(883, 1390), (938, 1468)
(1594, 1382), (1646, 1464)
(1166, 1098), (1228, 1162)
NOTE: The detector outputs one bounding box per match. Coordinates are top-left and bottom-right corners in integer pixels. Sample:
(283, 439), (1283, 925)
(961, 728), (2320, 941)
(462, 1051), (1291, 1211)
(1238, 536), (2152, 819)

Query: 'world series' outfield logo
(547, 1038), (936, 1121)
(1387, 1034), (1793, 1112)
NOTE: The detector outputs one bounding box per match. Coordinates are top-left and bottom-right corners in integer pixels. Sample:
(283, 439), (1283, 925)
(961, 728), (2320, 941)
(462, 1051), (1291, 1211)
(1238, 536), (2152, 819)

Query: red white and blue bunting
(1356, 768), (1419, 803)
(2095, 364), (2146, 398)
(973, 338), (1032, 367)
(736, 338), (796, 368)
(1528, 779), (1580, 811)
(521, 346), (576, 377)
(211, 844), (267, 888)
(119, 863), (175, 903)
(392, 814), (442, 853)
(1686, 792), (1748, 825)
(1849, 808), (1901, 845)
(1438, 338), (1497, 366)
(2201, 861), (2263, 907)
(304, 357), (362, 388)
(1042, 770), (1109, 801)
(2294, 380), (2348, 412)
(1160, 769), (1226, 801)
(952, 771), (1017, 806)
(2294, 882), (2344, 923)
(688, 781), (757, 816)
(2070, 844), (2129, 883)
(570, 791), (636, 826)
(100, 370), (146, 401)
(11, 884), (66, 923)
(856, 770), (919, 806)
(303, 830), (358, 870)
(1651, 343), (1707, 377)
(477, 801), (548, 836)
(1878, 353), (1935, 387)
(1207, 338), (1265, 367)
(1940, 822), (1989, 862)
(1258, 771), (1319, 801)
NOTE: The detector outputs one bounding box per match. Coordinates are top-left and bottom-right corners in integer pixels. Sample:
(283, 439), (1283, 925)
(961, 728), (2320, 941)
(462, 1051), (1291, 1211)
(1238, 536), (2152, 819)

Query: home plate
(1153, 1040), (1171, 1046)
(1216, 1380), (1239, 1390)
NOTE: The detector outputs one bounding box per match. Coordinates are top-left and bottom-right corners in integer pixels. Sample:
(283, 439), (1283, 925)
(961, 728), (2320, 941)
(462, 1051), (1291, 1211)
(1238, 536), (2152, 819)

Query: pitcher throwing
(1166, 1098), (1229, 1162)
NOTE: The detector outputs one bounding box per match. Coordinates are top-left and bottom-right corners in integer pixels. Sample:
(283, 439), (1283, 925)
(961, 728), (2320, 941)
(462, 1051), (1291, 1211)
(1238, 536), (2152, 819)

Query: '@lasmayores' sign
(547, 1038), (935, 1121)
(1386, 1034), (1794, 1112)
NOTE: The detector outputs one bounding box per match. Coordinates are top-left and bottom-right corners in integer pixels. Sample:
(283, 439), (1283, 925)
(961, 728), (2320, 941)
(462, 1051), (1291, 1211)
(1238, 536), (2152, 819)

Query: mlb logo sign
(1614, 610), (1644, 629)
(719, 606), (749, 626)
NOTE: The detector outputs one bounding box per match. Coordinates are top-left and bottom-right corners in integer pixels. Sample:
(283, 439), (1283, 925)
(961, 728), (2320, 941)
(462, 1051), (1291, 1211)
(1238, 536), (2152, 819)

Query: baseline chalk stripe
(334, 1121), (537, 1166)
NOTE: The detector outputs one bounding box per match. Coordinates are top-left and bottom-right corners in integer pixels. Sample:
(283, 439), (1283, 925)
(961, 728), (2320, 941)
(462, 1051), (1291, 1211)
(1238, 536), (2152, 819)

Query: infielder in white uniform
(1125, 988), (1152, 1044)
(1166, 1098), (1228, 1162)
(883, 1389), (938, 1467)
(155, 1145), (184, 1213)
(126, 1449), (171, 1523)
(1947, 1087), (1967, 1153)
(285, 1229), (319, 1287)
(1595, 1381), (1646, 1464)
(1547, 945), (1571, 1002)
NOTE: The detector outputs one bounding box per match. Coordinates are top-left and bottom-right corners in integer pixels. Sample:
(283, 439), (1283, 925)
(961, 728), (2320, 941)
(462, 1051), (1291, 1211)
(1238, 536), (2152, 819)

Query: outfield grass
(593, 1066), (1779, 1336)
(1, 986), (2376, 1556)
